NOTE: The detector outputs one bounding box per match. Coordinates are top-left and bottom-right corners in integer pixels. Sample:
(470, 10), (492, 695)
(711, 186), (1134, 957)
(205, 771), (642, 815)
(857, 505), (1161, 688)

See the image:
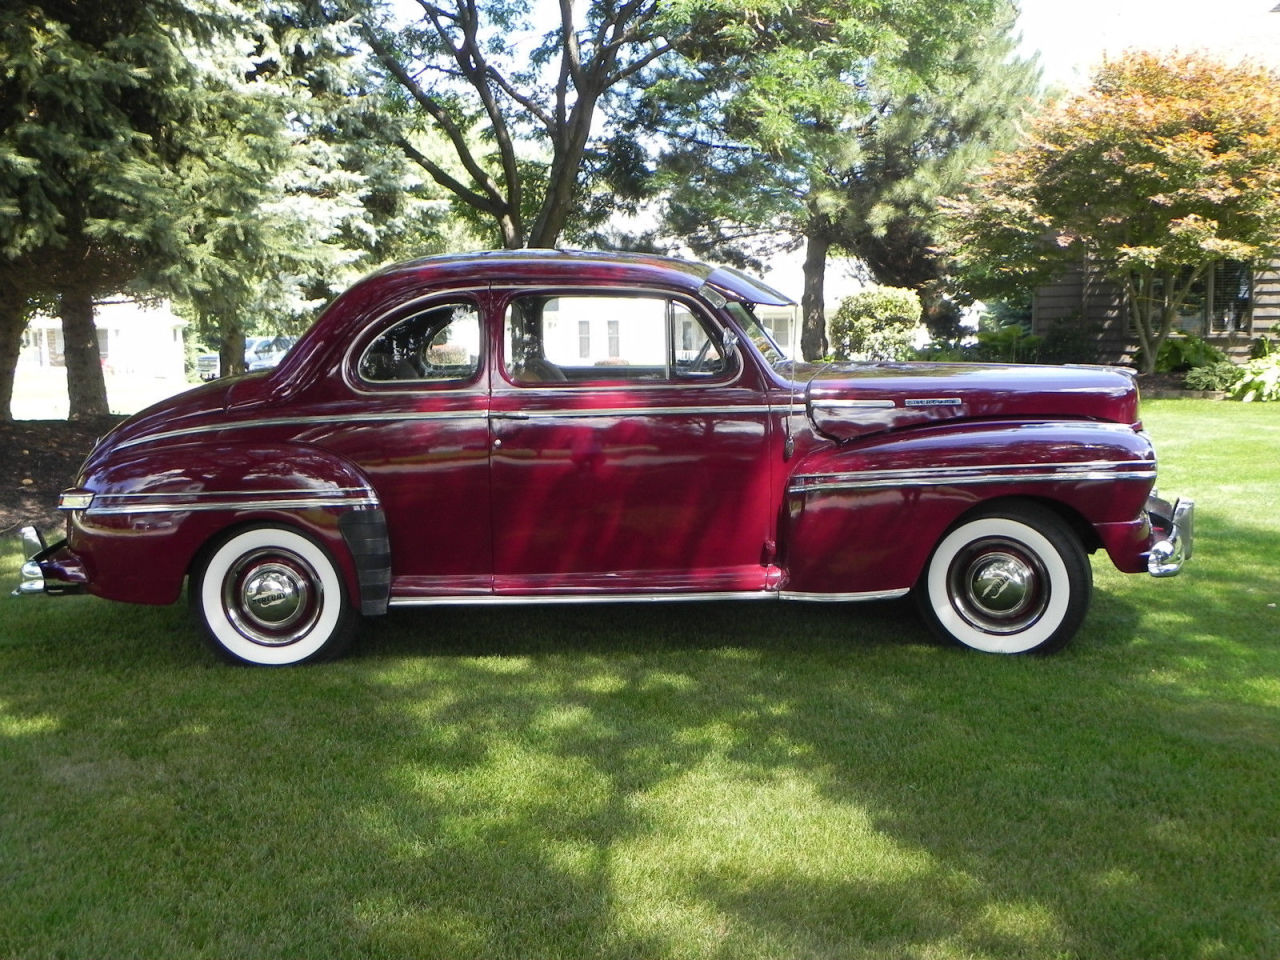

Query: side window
(503, 295), (734, 385)
(358, 302), (481, 385)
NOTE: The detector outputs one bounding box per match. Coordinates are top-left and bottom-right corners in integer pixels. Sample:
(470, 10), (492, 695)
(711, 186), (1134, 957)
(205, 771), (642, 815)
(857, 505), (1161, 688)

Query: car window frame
(495, 288), (743, 391)
(346, 294), (487, 394)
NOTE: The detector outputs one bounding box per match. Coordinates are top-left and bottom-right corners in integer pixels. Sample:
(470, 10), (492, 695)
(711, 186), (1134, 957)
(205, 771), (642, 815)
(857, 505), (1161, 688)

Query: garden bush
(1137, 333), (1227, 373)
(1230, 354), (1280, 401)
(828, 287), (923, 362)
(1183, 361), (1243, 392)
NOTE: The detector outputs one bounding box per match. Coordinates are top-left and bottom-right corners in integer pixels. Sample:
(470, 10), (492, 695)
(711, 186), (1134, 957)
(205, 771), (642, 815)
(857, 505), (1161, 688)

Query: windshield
(726, 302), (789, 364)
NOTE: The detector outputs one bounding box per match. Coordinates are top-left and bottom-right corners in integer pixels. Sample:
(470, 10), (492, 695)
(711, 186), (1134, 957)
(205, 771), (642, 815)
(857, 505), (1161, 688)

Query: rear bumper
(10, 527), (87, 597)
(1146, 496), (1194, 578)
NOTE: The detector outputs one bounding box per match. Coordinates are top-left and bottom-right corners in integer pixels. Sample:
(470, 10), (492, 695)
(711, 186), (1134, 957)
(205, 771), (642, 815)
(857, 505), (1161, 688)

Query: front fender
(781, 420), (1157, 595)
(63, 440), (383, 607)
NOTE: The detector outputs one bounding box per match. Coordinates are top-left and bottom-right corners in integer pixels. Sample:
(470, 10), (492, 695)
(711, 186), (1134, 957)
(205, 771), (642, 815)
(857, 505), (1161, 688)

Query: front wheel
(192, 526), (357, 665)
(916, 505), (1092, 654)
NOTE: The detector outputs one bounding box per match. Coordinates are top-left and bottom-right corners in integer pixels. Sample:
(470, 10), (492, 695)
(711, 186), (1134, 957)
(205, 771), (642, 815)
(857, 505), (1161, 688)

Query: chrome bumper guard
(1146, 496), (1194, 578)
(10, 526), (84, 597)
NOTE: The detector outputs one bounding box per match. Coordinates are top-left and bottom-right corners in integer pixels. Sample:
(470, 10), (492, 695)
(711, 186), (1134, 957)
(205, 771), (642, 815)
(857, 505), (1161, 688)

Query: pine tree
(0, 1), (220, 418)
(649, 0), (1035, 358)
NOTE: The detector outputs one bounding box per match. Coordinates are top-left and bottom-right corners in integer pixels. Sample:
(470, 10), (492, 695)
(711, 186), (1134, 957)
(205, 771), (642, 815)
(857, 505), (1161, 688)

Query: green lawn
(1, 399), (1277, 959)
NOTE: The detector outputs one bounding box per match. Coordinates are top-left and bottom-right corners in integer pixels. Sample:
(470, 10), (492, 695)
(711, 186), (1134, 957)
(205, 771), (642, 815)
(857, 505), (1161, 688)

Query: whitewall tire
(916, 505), (1091, 654)
(192, 526), (356, 665)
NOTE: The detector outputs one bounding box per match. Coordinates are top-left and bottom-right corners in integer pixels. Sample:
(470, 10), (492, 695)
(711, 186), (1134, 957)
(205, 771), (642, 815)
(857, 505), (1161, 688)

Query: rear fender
(64, 440), (387, 608)
(781, 420), (1157, 595)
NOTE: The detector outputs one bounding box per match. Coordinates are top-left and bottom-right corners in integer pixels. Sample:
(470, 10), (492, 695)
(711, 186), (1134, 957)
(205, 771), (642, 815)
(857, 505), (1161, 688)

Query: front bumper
(1146, 496), (1194, 578)
(10, 526), (87, 597)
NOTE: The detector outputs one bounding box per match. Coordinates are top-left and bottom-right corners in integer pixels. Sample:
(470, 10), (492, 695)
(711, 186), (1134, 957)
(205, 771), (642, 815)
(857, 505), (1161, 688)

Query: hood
(805, 362), (1140, 442)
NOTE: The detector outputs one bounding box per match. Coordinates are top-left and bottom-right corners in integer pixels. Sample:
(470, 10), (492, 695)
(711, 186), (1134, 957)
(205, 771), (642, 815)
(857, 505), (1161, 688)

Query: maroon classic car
(16, 251), (1192, 664)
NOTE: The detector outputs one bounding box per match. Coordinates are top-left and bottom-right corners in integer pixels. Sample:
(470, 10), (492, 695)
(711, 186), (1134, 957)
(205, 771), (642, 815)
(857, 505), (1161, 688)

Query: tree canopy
(0, 0), (215, 416)
(945, 51), (1280, 372)
(355, 0), (670, 250)
(646, 0), (1037, 358)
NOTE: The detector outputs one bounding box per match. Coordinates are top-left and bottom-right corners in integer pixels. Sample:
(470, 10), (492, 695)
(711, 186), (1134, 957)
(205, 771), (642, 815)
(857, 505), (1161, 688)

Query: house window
(607, 319), (620, 359)
(1171, 261), (1253, 336)
(578, 320), (590, 358)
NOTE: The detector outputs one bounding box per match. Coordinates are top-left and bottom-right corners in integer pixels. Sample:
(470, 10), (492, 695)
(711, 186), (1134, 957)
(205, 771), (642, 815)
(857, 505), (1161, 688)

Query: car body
(16, 250), (1193, 664)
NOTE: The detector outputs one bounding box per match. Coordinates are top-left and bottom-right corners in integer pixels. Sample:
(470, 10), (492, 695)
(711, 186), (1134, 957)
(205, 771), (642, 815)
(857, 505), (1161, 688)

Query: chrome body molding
(114, 412), (489, 450)
(778, 588), (911, 602)
(117, 404), (782, 450)
(790, 461), (1157, 495)
(388, 587), (911, 607)
(78, 487), (380, 516)
(809, 398), (897, 410)
(389, 590), (777, 607)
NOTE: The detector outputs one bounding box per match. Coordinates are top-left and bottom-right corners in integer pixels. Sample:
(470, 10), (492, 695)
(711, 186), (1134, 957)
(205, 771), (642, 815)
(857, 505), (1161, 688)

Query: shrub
(973, 324), (1043, 363)
(1230, 354), (1280, 402)
(1137, 334), (1227, 373)
(1184, 361), (1243, 392)
(828, 287), (923, 362)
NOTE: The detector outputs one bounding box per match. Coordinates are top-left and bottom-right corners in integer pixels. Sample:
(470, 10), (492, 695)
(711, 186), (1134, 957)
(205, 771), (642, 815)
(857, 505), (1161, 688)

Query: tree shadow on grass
(1, 527), (1278, 958)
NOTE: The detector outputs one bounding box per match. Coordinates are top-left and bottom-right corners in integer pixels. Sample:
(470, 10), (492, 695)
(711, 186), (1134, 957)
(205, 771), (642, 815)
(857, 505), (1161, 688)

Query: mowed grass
(1, 398), (1277, 959)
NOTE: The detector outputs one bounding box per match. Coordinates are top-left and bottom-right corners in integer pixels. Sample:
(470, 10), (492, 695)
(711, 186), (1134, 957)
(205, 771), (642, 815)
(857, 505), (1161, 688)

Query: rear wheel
(916, 504), (1091, 654)
(192, 526), (356, 665)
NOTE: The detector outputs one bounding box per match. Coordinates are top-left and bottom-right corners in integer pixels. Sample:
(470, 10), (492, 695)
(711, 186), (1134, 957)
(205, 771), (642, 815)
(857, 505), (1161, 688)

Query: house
(13, 298), (189, 419)
(1032, 261), (1280, 364)
(19, 298), (187, 378)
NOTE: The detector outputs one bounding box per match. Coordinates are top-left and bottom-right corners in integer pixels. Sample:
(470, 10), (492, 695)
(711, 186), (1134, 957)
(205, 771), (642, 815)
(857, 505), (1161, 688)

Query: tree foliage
(161, 3), (456, 379)
(0, 0), (216, 417)
(944, 52), (1280, 372)
(650, 0), (1034, 358)
(354, 0), (671, 250)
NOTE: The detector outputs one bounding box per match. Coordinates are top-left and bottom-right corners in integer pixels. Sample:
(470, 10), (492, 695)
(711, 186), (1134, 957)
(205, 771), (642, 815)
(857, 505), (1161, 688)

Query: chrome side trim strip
(810, 398), (897, 409)
(94, 487), (373, 501)
(119, 404), (782, 449)
(779, 588), (910, 602)
(493, 404), (774, 419)
(790, 460), (1156, 494)
(86, 491), (379, 516)
(389, 590), (776, 607)
(115, 411), (490, 449)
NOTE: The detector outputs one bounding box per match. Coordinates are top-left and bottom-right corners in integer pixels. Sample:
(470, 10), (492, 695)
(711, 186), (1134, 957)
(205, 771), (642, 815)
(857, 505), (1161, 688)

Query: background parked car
(196, 335), (297, 380)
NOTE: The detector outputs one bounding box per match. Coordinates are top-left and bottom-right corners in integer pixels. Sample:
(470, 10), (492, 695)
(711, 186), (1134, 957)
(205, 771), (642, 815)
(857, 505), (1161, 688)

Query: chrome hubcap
(223, 550), (322, 647)
(968, 554), (1033, 617)
(949, 539), (1048, 634)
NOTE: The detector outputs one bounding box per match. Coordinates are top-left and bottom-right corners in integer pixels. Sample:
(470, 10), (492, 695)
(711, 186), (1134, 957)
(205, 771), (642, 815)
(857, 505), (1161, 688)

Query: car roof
(368, 249), (795, 306)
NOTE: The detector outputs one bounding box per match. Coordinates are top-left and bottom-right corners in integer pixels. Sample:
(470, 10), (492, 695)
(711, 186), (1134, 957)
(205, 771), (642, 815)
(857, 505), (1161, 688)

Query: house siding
(1253, 267), (1280, 343)
(1034, 262), (1280, 363)
(1031, 260), (1130, 363)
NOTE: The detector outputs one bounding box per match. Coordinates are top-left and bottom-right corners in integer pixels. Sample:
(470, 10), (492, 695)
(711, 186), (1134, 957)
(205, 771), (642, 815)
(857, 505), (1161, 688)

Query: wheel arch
(781, 419), (1152, 596)
(67, 439), (388, 610)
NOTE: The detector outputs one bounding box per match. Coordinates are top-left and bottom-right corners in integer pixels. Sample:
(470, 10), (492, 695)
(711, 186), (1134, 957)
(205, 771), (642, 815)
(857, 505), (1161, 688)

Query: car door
(488, 288), (777, 596)
(324, 294), (493, 597)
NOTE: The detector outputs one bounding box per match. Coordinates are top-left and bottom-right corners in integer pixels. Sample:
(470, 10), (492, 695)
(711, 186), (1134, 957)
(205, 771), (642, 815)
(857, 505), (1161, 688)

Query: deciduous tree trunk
(60, 287), (109, 419)
(800, 218), (831, 361)
(0, 293), (26, 422)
